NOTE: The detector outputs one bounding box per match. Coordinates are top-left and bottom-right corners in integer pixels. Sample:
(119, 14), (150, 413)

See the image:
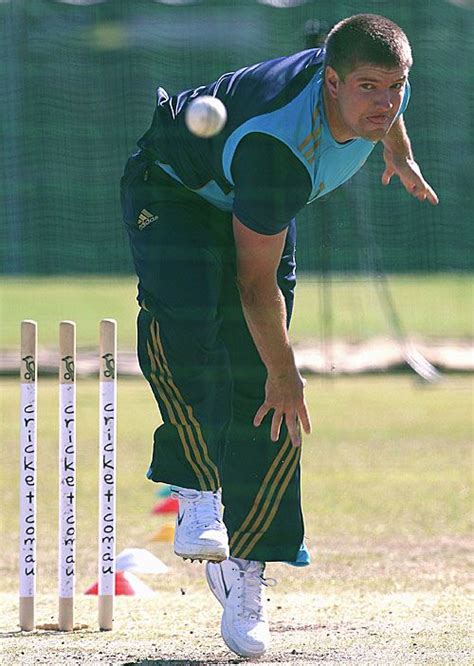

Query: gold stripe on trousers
(147, 318), (220, 490)
(231, 435), (301, 557)
(237, 447), (301, 559)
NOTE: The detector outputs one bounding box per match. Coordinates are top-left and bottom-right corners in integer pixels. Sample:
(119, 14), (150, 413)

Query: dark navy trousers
(121, 151), (304, 562)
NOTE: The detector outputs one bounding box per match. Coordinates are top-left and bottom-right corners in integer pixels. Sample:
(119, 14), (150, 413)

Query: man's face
(325, 63), (409, 142)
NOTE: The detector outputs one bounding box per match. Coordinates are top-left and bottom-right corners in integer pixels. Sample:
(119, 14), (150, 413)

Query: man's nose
(373, 91), (393, 111)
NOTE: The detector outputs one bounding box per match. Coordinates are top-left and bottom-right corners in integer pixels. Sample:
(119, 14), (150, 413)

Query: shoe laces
(172, 488), (222, 529)
(237, 561), (277, 621)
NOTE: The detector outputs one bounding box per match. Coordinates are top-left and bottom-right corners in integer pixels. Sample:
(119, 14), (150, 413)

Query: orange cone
(149, 522), (175, 542)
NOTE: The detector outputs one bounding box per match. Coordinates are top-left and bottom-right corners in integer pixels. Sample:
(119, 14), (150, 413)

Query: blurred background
(0, 0), (473, 363)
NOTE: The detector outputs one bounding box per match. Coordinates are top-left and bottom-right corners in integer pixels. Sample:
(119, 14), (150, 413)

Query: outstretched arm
(233, 215), (311, 447)
(382, 116), (439, 205)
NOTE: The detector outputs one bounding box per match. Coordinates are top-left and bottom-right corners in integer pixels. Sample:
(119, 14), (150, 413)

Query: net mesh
(0, 0), (473, 275)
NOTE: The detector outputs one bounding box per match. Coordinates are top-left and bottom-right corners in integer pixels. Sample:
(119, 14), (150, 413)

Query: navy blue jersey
(137, 49), (410, 234)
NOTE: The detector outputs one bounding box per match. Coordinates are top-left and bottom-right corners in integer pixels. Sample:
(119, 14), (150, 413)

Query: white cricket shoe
(171, 486), (229, 562)
(206, 557), (275, 658)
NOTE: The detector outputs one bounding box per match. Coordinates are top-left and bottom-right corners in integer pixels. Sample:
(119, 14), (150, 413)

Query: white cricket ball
(185, 95), (227, 138)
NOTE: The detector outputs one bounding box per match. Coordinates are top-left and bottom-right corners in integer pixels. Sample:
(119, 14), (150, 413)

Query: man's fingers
(286, 404), (312, 447)
(386, 156), (439, 205)
(254, 392), (312, 447)
(271, 410), (283, 442)
(407, 180), (439, 205)
(253, 402), (269, 427)
(414, 188), (427, 202)
(400, 169), (439, 205)
(381, 167), (394, 186)
(299, 404), (312, 435)
(286, 415), (301, 448)
(426, 184), (439, 205)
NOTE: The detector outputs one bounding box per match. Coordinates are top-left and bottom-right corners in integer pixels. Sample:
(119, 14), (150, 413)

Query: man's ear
(324, 65), (340, 99)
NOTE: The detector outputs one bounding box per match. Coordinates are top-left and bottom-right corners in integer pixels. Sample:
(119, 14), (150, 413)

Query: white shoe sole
(175, 541), (229, 563)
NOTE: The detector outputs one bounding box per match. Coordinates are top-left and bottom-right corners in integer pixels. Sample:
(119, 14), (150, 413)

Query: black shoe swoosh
(177, 511), (185, 526)
(220, 567), (231, 599)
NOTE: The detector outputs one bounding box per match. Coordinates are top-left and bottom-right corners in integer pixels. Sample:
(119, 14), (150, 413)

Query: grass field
(0, 375), (472, 664)
(0, 274), (472, 348)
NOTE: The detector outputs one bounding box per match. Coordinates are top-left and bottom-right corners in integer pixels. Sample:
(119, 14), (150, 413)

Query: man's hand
(382, 148), (439, 205)
(254, 367), (312, 447)
(232, 215), (312, 448)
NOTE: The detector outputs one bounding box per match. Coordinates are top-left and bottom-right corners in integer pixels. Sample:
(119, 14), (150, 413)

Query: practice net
(1, 0), (472, 277)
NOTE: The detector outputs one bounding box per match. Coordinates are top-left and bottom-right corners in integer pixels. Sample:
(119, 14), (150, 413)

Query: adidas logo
(138, 209), (158, 230)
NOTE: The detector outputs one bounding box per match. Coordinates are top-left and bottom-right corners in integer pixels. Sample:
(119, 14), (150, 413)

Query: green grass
(0, 274), (472, 348)
(1, 375), (471, 662)
(293, 272), (473, 342)
(303, 376), (472, 538)
(1, 374), (471, 584)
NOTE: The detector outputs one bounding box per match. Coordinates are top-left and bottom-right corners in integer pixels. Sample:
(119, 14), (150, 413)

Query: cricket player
(121, 14), (438, 658)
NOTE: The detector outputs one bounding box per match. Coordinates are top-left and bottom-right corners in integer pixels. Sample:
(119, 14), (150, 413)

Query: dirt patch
(1, 338), (473, 377)
(1, 536), (471, 665)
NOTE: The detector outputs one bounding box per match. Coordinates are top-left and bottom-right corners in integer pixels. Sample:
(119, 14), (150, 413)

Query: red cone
(151, 496), (179, 514)
(84, 571), (155, 597)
